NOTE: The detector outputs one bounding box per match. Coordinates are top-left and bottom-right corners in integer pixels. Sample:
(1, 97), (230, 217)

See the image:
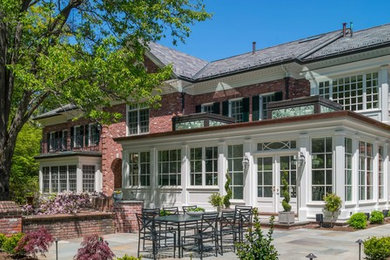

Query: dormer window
(127, 105), (149, 135)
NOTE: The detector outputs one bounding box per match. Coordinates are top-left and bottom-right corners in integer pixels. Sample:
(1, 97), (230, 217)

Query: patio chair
(182, 205), (199, 241)
(235, 209), (253, 243)
(218, 211), (237, 255)
(182, 205), (198, 213)
(142, 208), (160, 216)
(162, 206), (179, 215)
(235, 205), (253, 213)
(181, 212), (219, 260)
(136, 213), (176, 260)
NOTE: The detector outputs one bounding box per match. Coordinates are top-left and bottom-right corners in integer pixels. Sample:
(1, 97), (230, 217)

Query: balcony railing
(172, 113), (235, 131)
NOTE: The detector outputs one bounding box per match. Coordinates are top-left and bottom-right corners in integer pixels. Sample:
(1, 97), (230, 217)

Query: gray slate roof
(149, 23), (390, 81)
(34, 104), (77, 120)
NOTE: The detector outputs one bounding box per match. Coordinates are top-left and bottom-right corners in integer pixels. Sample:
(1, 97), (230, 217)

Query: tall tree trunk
(0, 141), (15, 201)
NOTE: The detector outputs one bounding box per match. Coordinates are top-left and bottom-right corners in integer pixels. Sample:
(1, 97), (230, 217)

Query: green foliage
(0, 233), (6, 248)
(10, 123), (40, 204)
(209, 193), (224, 208)
(236, 209), (278, 260)
(224, 172), (232, 208)
(1, 233), (25, 255)
(281, 171), (291, 212)
(159, 209), (171, 216)
(370, 211), (384, 224)
(348, 213), (367, 229)
(187, 207), (205, 212)
(116, 255), (141, 260)
(323, 193), (342, 213)
(364, 236), (390, 260)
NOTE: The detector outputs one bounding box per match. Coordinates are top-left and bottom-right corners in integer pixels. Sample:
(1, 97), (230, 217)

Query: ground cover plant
(348, 212), (367, 229)
(364, 236), (390, 260)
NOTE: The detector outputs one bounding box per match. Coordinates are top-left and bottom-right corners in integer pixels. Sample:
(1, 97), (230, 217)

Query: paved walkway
(42, 223), (390, 259)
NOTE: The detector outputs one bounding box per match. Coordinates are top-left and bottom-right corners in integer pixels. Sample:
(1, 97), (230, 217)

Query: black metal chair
(136, 213), (176, 260)
(235, 205), (253, 213)
(143, 208), (160, 216)
(235, 209), (253, 243)
(182, 205), (199, 242)
(181, 212), (219, 259)
(218, 211), (237, 255)
(182, 205), (198, 213)
(163, 206), (179, 215)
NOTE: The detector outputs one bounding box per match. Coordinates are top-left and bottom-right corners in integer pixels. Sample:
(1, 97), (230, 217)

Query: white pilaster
(373, 141), (379, 208)
(150, 148), (157, 208)
(39, 167), (43, 193)
(76, 163), (83, 193)
(334, 131), (347, 218)
(297, 132), (309, 221)
(386, 142), (390, 208)
(379, 65), (389, 123)
(181, 144), (189, 205)
(218, 141), (227, 195)
(352, 135), (359, 211)
(243, 138), (254, 206)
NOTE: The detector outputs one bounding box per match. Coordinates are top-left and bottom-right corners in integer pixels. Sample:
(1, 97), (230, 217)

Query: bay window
(311, 137), (332, 201)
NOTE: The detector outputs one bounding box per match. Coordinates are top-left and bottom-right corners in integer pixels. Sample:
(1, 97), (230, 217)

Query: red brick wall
(150, 92), (183, 133)
(22, 212), (115, 240)
(113, 201), (143, 233)
(289, 78), (311, 99)
(0, 201), (22, 235)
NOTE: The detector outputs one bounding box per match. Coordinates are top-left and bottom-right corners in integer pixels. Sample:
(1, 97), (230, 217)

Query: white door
(256, 155), (297, 214)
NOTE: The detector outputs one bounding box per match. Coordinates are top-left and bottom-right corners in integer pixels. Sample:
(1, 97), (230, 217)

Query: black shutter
(57, 131), (62, 150)
(80, 125), (85, 147)
(195, 105), (201, 113)
(222, 101), (229, 116)
(252, 96), (260, 121)
(97, 125), (101, 145)
(242, 97), (250, 122)
(70, 127), (74, 149)
(212, 102), (220, 114)
(275, 91), (283, 101)
(46, 133), (50, 152)
(85, 124), (89, 147)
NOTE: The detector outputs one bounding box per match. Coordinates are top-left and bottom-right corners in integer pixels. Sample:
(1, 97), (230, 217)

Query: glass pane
(233, 187), (243, 199)
(312, 186), (324, 201)
(264, 171), (272, 185)
(264, 187), (272, 197)
(312, 138), (324, 153)
(234, 172), (243, 185)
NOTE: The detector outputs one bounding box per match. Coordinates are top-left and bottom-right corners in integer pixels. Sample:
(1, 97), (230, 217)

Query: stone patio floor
(41, 222), (390, 259)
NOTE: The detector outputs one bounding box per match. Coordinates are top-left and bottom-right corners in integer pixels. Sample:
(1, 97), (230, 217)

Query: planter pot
(278, 211), (295, 224)
(113, 193), (123, 202)
(323, 210), (340, 227)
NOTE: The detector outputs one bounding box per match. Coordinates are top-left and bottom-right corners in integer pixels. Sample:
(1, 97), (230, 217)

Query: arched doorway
(111, 158), (122, 189)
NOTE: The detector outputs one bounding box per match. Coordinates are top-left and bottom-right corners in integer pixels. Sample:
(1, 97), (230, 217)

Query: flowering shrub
(74, 234), (115, 260)
(14, 227), (53, 257)
(22, 192), (92, 215)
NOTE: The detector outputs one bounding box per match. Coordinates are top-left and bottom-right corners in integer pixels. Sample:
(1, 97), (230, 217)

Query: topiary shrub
(74, 234), (115, 260)
(223, 172), (232, 208)
(281, 171), (291, 212)
(323, 193), (342, 227)
(1, 233), (25, 255)
(14, 227), (53, 258)
(348, 212), (367, 229)
(364, 236), (390, 260)
(236, 208), (278, 260)
(370, 211), (384, 224)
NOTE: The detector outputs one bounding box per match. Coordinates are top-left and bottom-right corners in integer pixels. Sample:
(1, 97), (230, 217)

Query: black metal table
(156, 214), (203, 258)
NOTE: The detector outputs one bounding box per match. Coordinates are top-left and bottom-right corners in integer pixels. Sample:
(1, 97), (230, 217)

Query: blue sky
(158, 0), (390, 61)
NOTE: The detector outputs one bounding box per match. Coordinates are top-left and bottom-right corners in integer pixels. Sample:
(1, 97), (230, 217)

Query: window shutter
(222, 101), (229, 116)
(80, 125), (84, 148)
(275, 91), (283, 101)
(46, 133), (50, 152)
(70, 127), (74, 149)
(195, 105), (201, 113)
(252, 96), (260, 121)
(242, 97), (250, 122)
(212, 102), (220, 114)
(85, 125), (89, 147)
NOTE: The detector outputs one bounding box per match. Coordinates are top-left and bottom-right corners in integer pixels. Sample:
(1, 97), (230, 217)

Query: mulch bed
(0, 252), (35, 260)
(305, 217), (390, 232)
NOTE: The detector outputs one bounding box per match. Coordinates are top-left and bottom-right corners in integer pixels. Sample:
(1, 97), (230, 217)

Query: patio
(41, 221), (390, 259)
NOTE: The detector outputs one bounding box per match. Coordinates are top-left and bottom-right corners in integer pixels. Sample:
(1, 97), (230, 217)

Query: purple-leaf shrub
(74, 234), (115, 260)
(15, 227), (53, 257)
(22, 192), (92, 215)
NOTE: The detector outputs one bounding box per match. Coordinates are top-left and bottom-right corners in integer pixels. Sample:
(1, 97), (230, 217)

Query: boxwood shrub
(370, 211), (384, 224)
(1, 233), (24, 254)
(364, 236), (390, 260)
(348, 212), (367, 229)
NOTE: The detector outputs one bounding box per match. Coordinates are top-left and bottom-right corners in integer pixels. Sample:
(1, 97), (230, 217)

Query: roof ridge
(297, 31), (343, 60)
(149, 42), (209, 63)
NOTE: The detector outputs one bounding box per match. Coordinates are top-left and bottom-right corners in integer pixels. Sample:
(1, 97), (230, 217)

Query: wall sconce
(242, 155), (250, 172)
(293, 152), (306, 168)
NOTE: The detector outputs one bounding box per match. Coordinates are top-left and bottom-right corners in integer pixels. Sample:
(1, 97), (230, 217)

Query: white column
(181, 144), (189, 206)
(39, 167), (43, 193)
(150, 148), (157, 208)
(373, 141), (379, 208)
(297, 132), (309, 221)
(352, 136), (360, 211)
(379, 65), (389, 123)
(386, 142), (390, 208)
(243, 138), (254, 206)
(218, 141), (227, 195)
(334, 131), (347, 218)
(76, 163), (83, 192)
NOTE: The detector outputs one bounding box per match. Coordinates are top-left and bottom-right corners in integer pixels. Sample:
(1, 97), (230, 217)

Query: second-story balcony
(172, 112), (235, 131)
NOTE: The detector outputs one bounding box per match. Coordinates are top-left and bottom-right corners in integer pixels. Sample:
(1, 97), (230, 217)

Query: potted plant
(209, 193), (224, 212)
(186, 207), (205, 216)
(223, 172), (232, 210)
(113, 190), (123, 202)
(278, 171), (295, 224)
(323, 193), (341, 227)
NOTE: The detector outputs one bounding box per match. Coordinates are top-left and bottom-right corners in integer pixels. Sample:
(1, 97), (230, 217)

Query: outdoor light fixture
(242, 155), (250, 172)
(356, 239), (363, 260)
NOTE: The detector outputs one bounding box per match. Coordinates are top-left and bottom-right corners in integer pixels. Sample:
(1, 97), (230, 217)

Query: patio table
(155, 214), (203, 258)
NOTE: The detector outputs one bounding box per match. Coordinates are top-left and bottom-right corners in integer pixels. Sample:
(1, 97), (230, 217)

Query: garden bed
(0, 252), (35, 260)
(305, 217), (390, 232)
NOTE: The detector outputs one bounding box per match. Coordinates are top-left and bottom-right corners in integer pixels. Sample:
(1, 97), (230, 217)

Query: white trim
(126, 104), (150, 136)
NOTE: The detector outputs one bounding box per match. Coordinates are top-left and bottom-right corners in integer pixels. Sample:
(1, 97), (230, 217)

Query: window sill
(158, 186), (183, 191)
(127, 132), (150, 137)
(187, 186), (219, 191)
(123, 186), (150, 190)
(358, 200), (376, 205)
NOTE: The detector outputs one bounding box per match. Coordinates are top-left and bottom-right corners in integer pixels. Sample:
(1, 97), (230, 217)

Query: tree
(0, 0), (211, 200)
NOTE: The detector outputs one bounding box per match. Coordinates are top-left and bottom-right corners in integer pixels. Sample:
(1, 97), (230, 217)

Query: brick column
(113, 201), (144, 233)
(0, 201), (22, 235)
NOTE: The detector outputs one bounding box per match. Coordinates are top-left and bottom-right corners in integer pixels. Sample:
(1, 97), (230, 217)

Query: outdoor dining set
(136, 205), (254, 259)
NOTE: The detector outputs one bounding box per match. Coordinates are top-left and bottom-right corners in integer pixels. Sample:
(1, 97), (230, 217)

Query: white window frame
(359, 141), (374, 201)
(82, 164), (96, 192)
(158, 148), (182, 187)
(42, 165), (77, 193)
(127, 151), (151, 187)
(259, 92), (277, 120)
(201, 103), (214, 113)
(229, 98), (244, 123)
(189, 146), (218, 187)
(74, 125), (82, 148)
(378, 145), (384, 200)
(126, 105), (150, 136)
(88, 123), (100, 147)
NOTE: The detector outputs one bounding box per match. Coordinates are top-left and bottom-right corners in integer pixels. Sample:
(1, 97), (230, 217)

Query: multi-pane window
(257, 157), (272, 198)
(260, 93), (278, 119)
(378, 146), (384, 200)
(51, 166), (59, 193)
(50, 131), (65, 151)
(359, 141), (373, 200)
(59, 166), (68, 192)
(228, 144), (244, 200)
(280, 156), (296, 198)
(89, 124), (100, 146)
(127, 105), (149, 135)
(74, 126), (84, 148)
(190, 146), (218, 186)
(201, 103), (213, 113)
(42, 167), (50, 192)
(311, 137), (332, 201)
(62, 130), (68, 150)
(82, 165), (96, 192)
(230, 99), (243, 122)
(68, 165), (77, 192)
(318, 72), (379, 111)
(158, 149), (181, 186)
(345, 138), (353, 201)
(128, 152), (150, 186)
